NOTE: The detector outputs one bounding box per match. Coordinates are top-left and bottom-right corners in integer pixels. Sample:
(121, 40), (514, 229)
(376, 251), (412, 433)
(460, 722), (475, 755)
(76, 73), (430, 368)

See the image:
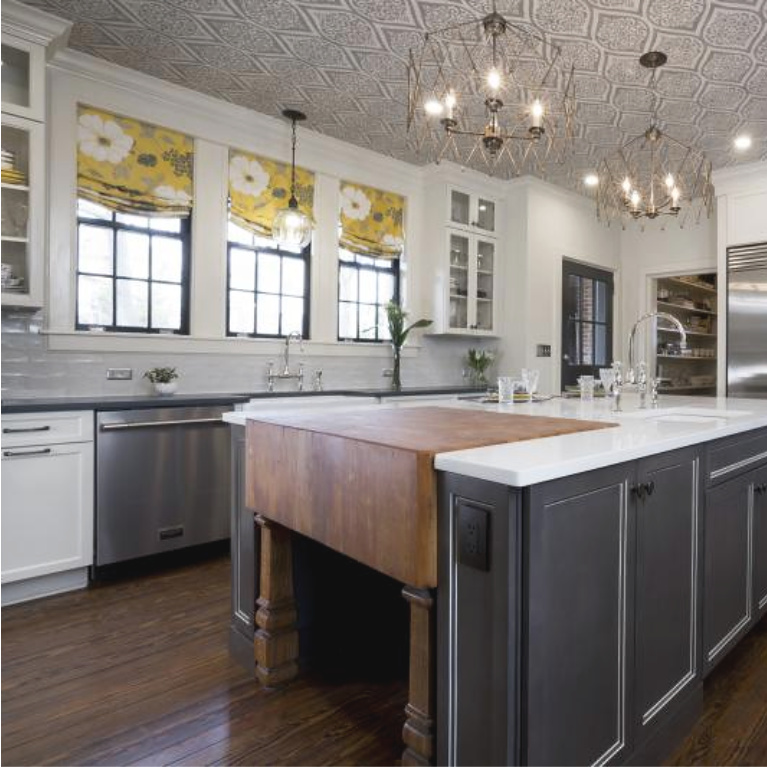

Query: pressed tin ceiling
(18, 0), (767, 188)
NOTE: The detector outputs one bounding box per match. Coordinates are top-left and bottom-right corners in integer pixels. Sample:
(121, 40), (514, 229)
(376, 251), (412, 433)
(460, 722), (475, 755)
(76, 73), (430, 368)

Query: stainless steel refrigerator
(728, 242), (767, 398)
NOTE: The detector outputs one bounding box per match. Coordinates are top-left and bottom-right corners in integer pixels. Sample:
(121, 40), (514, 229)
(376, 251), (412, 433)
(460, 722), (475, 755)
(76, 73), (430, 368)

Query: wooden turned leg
(402, 586), (435, 766)
(254, 515), (299, 688)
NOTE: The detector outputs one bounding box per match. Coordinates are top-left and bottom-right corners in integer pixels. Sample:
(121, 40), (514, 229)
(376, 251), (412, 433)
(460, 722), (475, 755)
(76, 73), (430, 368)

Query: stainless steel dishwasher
(96, 405), (231, 566)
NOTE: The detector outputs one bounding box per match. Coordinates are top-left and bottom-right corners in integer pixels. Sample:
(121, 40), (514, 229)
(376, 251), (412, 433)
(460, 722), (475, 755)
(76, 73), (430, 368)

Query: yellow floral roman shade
(339, 181), (405, 259)
(228, 149), (315, 238)
(77, 105), (194, 217)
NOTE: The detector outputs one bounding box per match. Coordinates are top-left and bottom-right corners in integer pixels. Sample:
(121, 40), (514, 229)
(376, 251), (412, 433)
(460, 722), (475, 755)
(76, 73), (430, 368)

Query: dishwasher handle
(100, 416), (225, 431)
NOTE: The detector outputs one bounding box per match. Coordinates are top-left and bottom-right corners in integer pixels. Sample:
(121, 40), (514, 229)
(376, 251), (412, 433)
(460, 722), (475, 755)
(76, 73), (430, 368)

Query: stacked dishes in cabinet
(1, 130), (30, 296)
(655, 274), (717, 393)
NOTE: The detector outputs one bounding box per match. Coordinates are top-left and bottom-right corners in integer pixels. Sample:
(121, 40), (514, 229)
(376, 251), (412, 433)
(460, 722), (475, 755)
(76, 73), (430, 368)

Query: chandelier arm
(456, 27), (483, 80)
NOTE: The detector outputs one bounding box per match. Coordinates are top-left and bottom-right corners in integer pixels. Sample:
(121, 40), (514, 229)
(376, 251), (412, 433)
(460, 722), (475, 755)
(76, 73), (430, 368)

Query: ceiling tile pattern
(19, 0), (767, 187)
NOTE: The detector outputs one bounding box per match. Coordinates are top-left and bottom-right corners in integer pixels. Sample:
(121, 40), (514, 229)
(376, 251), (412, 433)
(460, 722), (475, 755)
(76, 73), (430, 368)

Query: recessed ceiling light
(584, 173), (599, 187)
(734, 134), (752, 151)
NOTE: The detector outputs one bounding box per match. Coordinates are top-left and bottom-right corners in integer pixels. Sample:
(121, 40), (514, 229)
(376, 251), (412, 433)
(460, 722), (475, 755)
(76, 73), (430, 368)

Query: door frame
(561, 258), (615, 391)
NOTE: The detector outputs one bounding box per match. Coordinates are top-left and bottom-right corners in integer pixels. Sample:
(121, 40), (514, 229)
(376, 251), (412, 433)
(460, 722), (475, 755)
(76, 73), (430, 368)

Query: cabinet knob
(646, 480), (655, 496)
(631, 483), (645, 500)
(755, 483), (767, 495)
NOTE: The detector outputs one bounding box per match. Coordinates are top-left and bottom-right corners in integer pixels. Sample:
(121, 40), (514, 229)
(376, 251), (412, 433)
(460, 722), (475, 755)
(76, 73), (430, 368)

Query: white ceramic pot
(153, 381), (178, 396)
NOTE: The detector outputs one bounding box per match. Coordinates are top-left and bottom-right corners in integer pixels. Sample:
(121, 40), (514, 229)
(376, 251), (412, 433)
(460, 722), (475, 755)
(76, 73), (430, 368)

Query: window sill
(43, 329), (421, 357)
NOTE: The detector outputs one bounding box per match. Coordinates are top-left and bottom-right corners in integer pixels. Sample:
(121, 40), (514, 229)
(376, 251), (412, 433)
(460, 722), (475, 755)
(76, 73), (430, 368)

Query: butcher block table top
(245, 406), (616, 588)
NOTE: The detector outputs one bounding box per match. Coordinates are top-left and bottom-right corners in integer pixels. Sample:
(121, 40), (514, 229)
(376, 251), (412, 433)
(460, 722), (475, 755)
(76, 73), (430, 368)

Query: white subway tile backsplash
(2, 309), (495, 398)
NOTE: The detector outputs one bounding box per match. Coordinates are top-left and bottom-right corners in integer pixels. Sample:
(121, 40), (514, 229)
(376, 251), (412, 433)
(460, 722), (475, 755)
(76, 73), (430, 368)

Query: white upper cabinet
(1, 2), (70, 308)
(449, 187), (497, 235)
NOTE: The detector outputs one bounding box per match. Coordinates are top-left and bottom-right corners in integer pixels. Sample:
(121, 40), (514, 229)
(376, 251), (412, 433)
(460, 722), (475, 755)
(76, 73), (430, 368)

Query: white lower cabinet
(1, 410), (94, 604)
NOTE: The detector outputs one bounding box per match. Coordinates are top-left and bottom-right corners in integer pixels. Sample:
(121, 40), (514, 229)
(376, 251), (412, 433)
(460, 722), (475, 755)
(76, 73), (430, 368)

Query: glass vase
(391, 345), (402, 391)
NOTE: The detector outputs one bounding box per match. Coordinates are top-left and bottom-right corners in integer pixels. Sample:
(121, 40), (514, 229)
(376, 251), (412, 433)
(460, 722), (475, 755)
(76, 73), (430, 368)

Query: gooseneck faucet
(282, 331), (303, 375)
(627, 311), (687, 407)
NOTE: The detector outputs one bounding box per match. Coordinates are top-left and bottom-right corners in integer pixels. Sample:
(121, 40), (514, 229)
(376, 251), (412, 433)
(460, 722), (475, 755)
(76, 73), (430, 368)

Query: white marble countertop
(224, 393), (767, 486)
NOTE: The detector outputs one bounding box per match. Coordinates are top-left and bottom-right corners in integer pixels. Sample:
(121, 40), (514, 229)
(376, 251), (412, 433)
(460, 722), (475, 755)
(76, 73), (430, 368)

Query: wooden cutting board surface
(247, 405), (616, 455)
(245, 406), (617, 588)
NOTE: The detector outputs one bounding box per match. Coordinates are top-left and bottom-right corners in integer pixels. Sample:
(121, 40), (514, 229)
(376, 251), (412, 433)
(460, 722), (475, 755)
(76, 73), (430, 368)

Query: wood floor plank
(3, 554), (766, 766)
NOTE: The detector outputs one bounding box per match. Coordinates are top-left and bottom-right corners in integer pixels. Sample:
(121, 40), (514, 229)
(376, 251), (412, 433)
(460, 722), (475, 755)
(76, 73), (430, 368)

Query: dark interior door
(561, 260), (614, 391)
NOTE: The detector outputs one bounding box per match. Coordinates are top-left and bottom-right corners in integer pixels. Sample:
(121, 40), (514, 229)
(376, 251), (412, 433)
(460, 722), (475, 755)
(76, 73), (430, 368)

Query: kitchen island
(224, 395), (767, 766)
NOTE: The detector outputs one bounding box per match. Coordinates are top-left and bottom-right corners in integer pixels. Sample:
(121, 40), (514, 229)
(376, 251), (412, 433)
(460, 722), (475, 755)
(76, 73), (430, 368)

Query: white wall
(497, 178), (621, 393)
(618, 216), (717, 363)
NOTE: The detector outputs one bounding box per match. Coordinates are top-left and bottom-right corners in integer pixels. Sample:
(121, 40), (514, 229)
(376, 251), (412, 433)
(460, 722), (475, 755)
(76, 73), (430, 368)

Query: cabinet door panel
(753, 467), (767, 619)
(703, 475), (752, 670)
(635, 453), (699, 734)
(1, 443), (94, 582)
(526, 467), (632, 766)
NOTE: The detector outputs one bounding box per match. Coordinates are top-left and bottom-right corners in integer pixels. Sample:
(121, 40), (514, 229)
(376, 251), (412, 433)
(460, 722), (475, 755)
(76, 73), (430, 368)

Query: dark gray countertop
(1, 385), (484, 414)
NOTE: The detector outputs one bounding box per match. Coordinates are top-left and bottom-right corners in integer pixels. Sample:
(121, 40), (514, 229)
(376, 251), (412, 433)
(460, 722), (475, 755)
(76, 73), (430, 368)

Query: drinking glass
(578, 375), (595, 401)
(521, 368), (540, 401)
(599, 367), (615, 397)
(498, 376), (515, 404)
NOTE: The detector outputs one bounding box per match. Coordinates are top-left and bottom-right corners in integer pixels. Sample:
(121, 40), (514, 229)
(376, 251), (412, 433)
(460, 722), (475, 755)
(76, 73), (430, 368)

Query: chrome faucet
(627, 311), (687, 407)
(266, 331), (305, 392)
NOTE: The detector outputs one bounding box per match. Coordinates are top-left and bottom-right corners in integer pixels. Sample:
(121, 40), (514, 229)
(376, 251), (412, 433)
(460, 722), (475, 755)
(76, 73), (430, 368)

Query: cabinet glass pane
(450, 190), (470, 226)
(476, 198), (495, 232)
(476, 300), (493, 331)
(1, 187), (28, 238)
(1, 45), (30, 109)
(476, 240), (494, 275)
(450, 234), (469, 268)
(449, 296), (468, 330)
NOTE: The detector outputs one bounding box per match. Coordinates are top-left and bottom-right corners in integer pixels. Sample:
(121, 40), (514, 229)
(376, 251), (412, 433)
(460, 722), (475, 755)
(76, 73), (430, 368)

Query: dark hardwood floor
(2, 555), (766, 766)
(1, 556), (407, 766)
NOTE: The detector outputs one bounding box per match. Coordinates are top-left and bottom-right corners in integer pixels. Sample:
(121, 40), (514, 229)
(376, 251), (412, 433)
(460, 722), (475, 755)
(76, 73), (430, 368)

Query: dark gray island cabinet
(439, 427), (767, 767)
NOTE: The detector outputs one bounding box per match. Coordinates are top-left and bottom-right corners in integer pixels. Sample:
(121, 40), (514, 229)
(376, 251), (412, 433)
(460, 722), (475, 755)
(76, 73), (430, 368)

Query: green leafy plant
(385, 301), (432, 390)
(143, 366), (179, 384)
(466, 348), (494, 384)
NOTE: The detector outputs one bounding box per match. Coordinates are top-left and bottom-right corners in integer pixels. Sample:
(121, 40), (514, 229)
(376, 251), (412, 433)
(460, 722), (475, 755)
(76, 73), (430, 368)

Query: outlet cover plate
(456, 501), (490, 571)
(107, 368), (133, 380)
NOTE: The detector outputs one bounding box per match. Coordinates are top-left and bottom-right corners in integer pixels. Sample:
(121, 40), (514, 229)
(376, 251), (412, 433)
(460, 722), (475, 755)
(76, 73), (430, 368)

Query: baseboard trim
(1, 568), (88, 606)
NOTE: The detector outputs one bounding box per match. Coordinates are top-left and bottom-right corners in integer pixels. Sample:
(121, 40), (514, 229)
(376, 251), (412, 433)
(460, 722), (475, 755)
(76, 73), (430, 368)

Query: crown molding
(1, 0), (71, 54)
(712, 161), (767, 197)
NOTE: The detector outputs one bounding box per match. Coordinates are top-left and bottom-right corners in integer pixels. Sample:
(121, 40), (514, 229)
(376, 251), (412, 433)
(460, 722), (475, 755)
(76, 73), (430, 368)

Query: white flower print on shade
(341, 185), (372, 221)
(78, 113), (134, 164)
(230, 155), (269, 198)
(153, 185), (192, 205)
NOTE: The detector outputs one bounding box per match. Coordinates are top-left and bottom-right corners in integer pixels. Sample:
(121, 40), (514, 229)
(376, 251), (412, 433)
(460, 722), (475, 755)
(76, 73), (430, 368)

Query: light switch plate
(536, 344), (552, 358)
(107, 368), (133, 380)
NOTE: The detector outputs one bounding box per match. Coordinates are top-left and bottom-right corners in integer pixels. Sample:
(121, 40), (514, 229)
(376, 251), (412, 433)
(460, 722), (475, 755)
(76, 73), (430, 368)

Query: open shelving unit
(653, 273), (718, 396)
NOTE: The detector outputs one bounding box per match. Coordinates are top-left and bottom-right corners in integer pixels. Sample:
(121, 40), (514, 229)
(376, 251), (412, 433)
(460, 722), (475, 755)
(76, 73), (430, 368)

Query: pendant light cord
(289, 117), (298, 209)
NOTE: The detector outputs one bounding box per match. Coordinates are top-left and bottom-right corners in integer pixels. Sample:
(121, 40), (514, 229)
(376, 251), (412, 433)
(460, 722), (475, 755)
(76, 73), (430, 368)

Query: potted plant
(144, 366), (179, 396)
(385, 301), (432, 391)
(466, 348), (494, 386)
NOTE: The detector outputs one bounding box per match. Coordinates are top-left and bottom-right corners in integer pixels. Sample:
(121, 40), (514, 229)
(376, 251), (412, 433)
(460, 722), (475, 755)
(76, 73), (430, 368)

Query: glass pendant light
(272, 109), (312, 250)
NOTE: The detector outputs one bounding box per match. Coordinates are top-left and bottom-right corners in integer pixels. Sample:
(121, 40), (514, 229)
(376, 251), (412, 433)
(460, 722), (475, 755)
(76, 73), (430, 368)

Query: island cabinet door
(702, 471), (754, 674)
(525, 463), (635, 767)
(751, 465), (767, 620)
(633, 448), (701, 749)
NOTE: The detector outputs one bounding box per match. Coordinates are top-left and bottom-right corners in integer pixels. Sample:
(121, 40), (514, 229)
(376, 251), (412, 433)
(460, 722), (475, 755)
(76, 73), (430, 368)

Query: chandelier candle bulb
(486, 68), (502, 93)
(530, 99), (544, 129)
(425, 99), (443, 117)
(444, 91), (456, 120)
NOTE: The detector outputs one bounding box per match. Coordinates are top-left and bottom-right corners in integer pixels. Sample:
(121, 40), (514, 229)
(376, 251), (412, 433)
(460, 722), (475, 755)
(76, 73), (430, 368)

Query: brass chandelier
(406, 1), (576, 178)
(594, 52), (714, 228)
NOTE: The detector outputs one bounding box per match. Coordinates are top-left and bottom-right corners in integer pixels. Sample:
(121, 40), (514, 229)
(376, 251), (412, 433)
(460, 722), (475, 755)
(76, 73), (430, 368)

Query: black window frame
(225, 236), (311, 340)
(337, 248), (400, 343)
(75, 202), (192, 334)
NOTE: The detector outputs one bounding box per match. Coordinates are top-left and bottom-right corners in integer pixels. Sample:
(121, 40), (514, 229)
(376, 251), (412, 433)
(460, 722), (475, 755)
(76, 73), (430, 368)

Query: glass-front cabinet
(448, 187), (496, 235)
(447, 230), (496, 334)
(1, 31), (48, 307)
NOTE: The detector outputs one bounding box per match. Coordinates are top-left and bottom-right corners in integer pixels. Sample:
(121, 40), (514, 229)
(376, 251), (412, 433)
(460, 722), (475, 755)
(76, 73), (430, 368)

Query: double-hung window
(227, 222), (309, 337)
(338, 181), (405, 342)
(76, 201), (190, 332)
(75, 106), (194, 333)
(338, 250), (398, 341)
(227, 148), (314, 338)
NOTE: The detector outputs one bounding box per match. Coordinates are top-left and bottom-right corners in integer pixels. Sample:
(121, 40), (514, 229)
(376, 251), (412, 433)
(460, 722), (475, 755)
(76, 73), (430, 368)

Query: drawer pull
(3, 448), (52, 458)
(3, 425), (51, 434)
